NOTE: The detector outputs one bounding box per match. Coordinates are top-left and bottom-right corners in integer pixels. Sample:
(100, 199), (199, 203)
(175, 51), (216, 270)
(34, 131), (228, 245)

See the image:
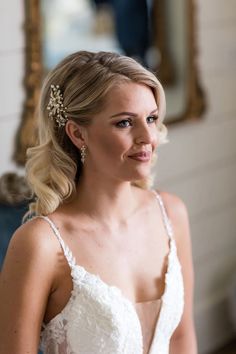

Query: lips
(128, 151), (152, 162)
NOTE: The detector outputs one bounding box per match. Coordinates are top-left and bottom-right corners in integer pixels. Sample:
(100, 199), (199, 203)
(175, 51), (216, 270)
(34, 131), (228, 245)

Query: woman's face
(84, 81), (160, 182)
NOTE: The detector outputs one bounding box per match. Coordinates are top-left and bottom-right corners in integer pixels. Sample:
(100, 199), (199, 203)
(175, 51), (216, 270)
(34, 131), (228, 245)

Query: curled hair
(26, 51), (168, 216)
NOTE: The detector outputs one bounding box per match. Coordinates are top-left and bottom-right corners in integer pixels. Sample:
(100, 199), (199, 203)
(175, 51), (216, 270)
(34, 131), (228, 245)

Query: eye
(147, 115), (158, 123)
(115, 119), (132, 128)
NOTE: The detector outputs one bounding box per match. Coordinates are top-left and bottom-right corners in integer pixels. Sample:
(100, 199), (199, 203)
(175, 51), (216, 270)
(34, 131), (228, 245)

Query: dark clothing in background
(92, 0), (150, 65)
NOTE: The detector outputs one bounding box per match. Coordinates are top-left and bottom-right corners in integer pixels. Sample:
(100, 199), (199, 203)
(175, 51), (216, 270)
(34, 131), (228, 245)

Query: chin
(124, 168), (151, 182)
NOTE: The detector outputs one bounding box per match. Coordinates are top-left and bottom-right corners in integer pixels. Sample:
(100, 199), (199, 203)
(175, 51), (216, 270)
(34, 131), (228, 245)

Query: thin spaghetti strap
(151, 190), (174, 240)
(38, 216), (76, 269)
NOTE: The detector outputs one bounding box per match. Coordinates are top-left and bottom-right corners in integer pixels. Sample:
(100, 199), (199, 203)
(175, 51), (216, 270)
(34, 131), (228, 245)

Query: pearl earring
(80, 145), (87, 164)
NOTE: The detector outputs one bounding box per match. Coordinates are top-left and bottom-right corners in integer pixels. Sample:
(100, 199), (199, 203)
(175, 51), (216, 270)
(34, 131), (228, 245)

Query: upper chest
(53, 206), (170, 301)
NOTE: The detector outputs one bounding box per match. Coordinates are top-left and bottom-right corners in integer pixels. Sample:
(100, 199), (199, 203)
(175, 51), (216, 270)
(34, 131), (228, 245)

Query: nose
(134, 123), (157, 145)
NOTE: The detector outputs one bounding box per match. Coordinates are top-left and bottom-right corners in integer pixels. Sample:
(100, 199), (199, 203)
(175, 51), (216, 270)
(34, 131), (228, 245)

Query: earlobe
(65, 120), (86, 149)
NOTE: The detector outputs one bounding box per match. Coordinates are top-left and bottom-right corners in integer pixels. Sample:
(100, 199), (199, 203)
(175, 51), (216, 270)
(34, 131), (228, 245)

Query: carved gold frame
(13, 0), (206, 166)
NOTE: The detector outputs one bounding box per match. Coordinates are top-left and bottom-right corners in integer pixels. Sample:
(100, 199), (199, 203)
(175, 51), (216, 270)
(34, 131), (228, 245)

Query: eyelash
(115, 115), (158, 128)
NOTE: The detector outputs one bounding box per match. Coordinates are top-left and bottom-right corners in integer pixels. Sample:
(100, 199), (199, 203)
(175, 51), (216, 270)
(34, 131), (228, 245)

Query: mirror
(13, 0), (206, 166)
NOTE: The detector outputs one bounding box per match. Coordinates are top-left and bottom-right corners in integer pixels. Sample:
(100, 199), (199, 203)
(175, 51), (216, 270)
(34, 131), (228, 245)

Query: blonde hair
(26, 51), (168, 216)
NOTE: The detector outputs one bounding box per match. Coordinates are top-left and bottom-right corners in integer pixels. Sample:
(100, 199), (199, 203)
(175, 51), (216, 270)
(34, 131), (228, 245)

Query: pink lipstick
(128, 151), (151, 162)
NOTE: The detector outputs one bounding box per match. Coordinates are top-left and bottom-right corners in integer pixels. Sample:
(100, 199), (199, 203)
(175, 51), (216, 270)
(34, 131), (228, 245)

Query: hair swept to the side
(25, 50), (168, 216)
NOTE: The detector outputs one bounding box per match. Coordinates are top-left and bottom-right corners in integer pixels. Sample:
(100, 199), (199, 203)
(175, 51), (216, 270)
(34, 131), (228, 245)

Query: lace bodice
(39, 191), (184, 354)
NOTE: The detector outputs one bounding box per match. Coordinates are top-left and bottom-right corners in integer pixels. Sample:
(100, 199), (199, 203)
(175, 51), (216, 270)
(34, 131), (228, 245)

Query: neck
(73, 173), (141, 227)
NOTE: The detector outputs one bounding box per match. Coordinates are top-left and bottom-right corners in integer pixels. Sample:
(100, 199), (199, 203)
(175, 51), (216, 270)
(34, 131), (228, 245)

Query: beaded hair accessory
(47, 84), (68, 127)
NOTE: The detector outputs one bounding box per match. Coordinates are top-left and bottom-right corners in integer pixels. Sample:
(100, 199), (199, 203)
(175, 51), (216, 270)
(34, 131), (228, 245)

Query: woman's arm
(0, 219), (57, 354)
(160, 192), (198, 354)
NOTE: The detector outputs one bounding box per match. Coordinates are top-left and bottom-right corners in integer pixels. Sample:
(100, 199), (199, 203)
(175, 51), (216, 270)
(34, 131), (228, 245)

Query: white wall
(0, 0), (236, 353)
(0, 0), (25, 174)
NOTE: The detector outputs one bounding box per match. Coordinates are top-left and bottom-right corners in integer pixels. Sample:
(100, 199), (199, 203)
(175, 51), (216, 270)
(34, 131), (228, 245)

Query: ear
(65, 120), (87, 149)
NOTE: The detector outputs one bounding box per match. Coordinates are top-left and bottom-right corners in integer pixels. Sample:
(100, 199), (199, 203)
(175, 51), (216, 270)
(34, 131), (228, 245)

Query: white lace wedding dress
(39, 191), (184, 354)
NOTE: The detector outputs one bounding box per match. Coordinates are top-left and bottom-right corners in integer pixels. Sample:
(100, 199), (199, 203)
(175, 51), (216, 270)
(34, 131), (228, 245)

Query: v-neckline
(67, 236), (174, 354)
(135, 298), (162, 354)
(43, 237), (174, 354)
(72, 236), (173, 306)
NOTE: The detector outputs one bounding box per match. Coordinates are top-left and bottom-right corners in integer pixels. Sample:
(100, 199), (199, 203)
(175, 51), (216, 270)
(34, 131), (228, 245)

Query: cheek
(101, 138), (125, 157)
(148, 130), (158, 151)
(93, 131), (127, 159)
(153, 135), (158, 148)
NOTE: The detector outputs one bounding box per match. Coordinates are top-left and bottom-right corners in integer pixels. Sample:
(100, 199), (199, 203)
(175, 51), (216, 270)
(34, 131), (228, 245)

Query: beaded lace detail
(39, 191), (184, 354)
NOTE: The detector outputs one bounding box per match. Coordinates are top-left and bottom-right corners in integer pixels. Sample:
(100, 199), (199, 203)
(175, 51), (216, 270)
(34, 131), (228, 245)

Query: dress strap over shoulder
(151, 190), (174, 240)
(38, 215), (76, 270)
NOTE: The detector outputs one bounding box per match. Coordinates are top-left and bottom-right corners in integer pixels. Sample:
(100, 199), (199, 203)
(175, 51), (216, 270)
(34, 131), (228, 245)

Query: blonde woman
(0, 51), (197, 354)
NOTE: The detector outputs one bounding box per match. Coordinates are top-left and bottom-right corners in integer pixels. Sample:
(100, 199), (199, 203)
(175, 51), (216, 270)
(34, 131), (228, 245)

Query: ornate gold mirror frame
(13, 0), (206, 166)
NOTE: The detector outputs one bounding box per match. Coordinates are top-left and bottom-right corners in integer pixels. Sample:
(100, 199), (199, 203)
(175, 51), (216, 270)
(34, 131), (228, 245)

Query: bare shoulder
(0, 217), (60, 351)
(157, 190), (190, 244)
(157, 190), (188, 219)
(2, 216), (59, 277)
(11, 216), (56, 251)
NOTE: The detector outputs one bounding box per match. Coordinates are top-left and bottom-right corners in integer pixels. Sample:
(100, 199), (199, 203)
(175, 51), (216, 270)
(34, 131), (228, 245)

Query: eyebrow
(109, 108), (158, 119)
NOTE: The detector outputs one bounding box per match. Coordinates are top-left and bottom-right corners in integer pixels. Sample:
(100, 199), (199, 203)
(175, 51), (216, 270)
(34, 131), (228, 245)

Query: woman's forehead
(104, 82), (157, 110)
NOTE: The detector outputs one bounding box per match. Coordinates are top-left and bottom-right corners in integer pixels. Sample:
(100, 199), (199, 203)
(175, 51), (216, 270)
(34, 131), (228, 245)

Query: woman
(0, 51), (197, 353)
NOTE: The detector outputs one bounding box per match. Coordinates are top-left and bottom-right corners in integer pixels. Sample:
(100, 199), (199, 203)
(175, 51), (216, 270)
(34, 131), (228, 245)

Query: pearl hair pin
(47, 84), (68, 127)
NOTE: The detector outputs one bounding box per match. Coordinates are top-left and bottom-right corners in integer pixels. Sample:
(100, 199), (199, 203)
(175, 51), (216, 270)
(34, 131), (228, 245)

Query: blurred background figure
(91, 0), (115, 35)
(110, 0), (150, 66)
(92, 0), (151, 67)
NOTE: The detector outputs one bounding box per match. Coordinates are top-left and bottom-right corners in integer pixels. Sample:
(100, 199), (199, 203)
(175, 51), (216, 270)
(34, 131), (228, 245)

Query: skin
(0, 82), (197, 353)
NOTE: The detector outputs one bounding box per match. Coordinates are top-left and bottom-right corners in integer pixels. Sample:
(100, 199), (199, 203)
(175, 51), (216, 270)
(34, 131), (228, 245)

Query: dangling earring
(80, 145), (87, 164)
